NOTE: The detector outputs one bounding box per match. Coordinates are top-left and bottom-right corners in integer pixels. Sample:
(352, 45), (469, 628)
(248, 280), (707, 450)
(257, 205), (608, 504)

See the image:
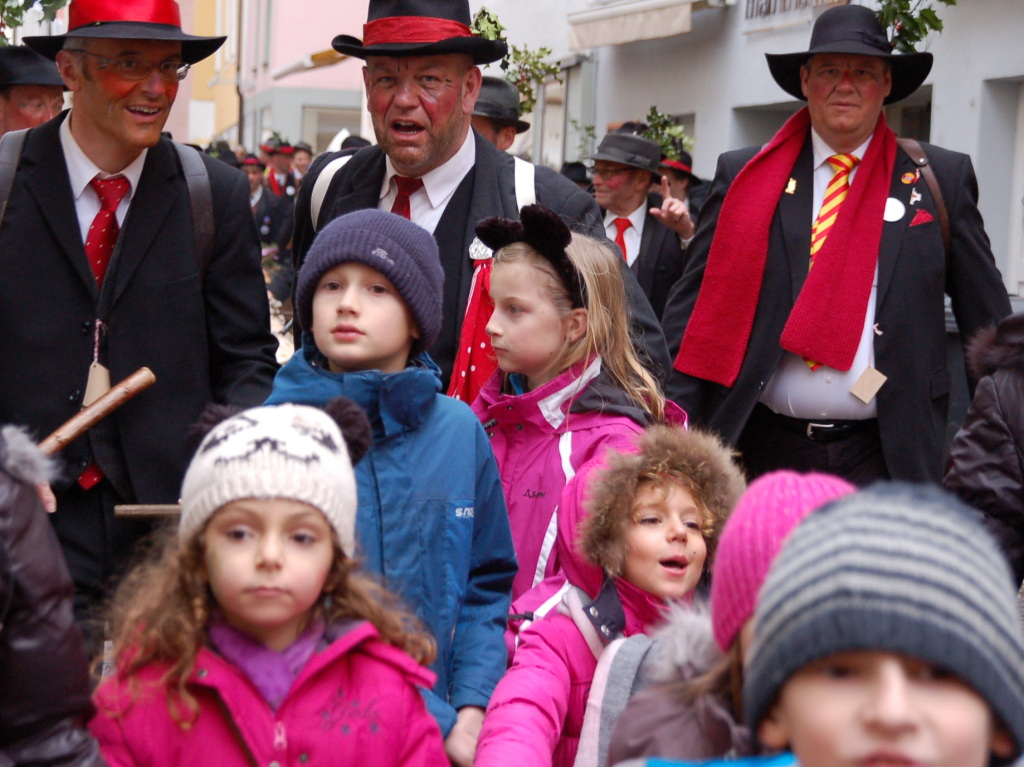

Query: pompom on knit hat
(744, 482), (1024, 762)
(295, 209), (444, 356)
(709, 470), (855, 652)
(179, 400), (372, 558)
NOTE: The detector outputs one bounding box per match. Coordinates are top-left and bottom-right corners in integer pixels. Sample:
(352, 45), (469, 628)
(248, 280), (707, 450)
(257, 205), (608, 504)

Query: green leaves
(471, 7), (562, 117)
(643, 105), (694, 161)
(0, 0), (68, 43)
(875, 0), (956, 53)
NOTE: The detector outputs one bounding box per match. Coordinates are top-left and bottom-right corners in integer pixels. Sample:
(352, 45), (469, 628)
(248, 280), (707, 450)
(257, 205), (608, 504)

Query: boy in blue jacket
(266, 209), (517, 766)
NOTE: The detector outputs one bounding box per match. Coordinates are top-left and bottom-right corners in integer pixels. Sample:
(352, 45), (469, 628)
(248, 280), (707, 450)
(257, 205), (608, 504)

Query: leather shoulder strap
(172, 142), (215, 277)
(897, 137), (950, 259)
(0, 128), (30, 233)
(513, 155), (536, 211)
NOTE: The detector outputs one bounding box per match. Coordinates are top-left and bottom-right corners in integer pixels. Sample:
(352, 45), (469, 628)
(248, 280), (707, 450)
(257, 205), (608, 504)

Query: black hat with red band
(25, 0), (225, 65)
(332, 0), (506, 65)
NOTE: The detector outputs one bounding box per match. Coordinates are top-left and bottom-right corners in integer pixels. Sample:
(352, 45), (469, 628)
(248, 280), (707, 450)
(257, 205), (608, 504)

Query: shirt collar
(603, 200), (647, 231)
(380, 129), (476, 208)
(60, 111), (147, 202)
(810, 127), (872, 171)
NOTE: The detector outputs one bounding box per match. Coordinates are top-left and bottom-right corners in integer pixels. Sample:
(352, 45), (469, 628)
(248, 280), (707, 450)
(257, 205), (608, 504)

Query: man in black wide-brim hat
(291, 0), (670, 404)
(0, 0), (277, 640)
(662, 3), (1010, 486)
(0, 46), (65, 136)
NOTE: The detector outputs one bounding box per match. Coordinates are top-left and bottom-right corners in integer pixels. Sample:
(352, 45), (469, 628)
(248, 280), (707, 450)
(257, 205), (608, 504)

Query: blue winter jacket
(266, 342), (518, 736)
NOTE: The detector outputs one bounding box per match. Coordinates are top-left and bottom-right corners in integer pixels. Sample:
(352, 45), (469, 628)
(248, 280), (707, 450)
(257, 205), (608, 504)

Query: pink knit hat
(709, 470), (855, 652)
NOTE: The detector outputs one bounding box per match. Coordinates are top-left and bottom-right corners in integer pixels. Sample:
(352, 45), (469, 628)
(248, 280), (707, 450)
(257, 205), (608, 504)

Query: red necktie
(87, 176), (130, 288)
(448, 259), (495, 404)
(390, 176), (424, 219)
(613, 217), (631, 262)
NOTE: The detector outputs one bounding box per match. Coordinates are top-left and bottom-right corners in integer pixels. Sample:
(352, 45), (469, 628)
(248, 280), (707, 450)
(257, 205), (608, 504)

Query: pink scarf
(674, 108), (895, 386)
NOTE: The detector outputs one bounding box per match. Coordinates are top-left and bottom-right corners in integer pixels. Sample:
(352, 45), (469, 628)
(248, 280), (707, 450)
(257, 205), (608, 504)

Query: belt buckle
(806, 422), (834, 440)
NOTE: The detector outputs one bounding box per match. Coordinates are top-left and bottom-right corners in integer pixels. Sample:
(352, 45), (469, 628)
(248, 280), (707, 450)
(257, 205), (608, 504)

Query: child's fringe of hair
(98, 525), (436, 727)
(493, 234), (666, 421)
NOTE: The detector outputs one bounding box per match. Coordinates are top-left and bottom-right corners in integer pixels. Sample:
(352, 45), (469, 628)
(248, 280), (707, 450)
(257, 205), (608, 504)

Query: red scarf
(674, 108), (895, 386)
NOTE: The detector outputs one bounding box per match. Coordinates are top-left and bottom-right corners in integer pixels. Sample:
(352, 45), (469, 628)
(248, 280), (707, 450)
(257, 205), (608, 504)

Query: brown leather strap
(172, 141), (214, 277)
(897, 137), (950, 259)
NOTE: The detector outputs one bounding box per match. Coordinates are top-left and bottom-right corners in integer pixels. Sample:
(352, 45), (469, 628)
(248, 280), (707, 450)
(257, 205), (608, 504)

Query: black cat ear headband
(475, 204), (587, 309)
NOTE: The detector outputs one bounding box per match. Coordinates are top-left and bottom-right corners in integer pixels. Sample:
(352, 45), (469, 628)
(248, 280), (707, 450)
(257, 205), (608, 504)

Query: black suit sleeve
(203, 162), (279, 405)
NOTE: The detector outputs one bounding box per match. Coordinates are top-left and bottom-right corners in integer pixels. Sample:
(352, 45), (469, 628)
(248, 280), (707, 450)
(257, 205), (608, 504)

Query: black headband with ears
(475, 204), (587, 309)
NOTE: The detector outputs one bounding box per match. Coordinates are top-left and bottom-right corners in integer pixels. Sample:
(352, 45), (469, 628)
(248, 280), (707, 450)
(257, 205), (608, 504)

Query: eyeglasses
(592, 165), (636, 180)
(67, 50), (190, 83)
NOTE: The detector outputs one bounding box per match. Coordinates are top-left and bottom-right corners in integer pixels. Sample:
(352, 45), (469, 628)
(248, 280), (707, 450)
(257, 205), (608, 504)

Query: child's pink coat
(90, 621), (448, 767)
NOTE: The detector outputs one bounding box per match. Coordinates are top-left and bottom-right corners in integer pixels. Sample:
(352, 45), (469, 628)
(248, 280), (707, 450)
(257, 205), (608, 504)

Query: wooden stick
(39, 367), (156, 456)
(114, 504), (181, 518)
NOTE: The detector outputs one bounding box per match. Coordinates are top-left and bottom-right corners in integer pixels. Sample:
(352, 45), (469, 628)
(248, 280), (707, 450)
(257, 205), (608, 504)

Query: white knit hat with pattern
(179, 403), (358, 557)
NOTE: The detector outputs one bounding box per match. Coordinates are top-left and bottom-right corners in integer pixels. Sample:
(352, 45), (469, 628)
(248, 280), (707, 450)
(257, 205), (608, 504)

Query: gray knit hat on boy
(295, 209), (445, 355)
(744, 482), (1024, 759)
(180, 403), (364, 557)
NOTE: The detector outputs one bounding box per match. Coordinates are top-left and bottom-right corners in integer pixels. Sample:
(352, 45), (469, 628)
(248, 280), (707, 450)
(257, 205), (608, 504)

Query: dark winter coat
(0, 426), (105, 767)
(945, 313), (1024, 582)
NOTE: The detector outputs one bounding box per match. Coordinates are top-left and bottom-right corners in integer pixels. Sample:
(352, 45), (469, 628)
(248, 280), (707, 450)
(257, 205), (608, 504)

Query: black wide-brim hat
(24, 0), (225, 65)
(765, 4), (932, 105)
(0, 46), (66, 89)
(660, 149), (703, 187)
(473, 76), (529, 133)
(332, 0), (506, 65)
(590, 133), (662, 177)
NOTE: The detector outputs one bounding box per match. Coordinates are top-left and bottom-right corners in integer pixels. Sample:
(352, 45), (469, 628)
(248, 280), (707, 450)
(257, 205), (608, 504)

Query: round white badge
(883, 197), (906, 222)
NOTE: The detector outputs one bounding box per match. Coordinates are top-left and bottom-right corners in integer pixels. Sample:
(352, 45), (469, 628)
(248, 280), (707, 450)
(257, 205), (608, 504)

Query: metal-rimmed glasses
(66, 49), (191, 83)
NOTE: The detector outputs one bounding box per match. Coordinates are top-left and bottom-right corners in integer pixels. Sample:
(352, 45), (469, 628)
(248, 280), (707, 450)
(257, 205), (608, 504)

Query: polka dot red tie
(87, 176), (131, 288)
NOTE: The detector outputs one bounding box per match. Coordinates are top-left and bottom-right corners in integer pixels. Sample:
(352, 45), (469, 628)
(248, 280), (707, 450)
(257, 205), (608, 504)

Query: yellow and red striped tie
(804, 153), (859, 370)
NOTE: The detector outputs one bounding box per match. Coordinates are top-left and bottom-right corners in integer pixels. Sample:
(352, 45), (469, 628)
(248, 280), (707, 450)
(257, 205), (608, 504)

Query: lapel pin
(909, 188), (922, 206)
(785, 178), (797, 195)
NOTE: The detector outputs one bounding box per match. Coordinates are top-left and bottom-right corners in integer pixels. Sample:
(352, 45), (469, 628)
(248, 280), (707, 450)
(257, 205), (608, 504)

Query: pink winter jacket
(475, 578), (666, 767)
(89, 621), (448, 767)
(472, 357), (651, 600)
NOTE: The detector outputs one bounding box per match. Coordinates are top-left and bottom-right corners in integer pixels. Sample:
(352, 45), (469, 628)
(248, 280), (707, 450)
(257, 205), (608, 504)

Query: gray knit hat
(180, 403), (367, 557)
(295, 209), (444, 356)
(744, 482), (1024, 760)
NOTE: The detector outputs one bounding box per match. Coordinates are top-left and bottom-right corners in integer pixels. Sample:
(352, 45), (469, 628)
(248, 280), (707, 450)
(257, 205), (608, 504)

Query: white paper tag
(850, 366), (887, 404)
(82, 361), (111, 408)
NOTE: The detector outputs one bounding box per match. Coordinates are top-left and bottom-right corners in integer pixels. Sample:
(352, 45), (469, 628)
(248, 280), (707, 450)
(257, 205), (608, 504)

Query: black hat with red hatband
(25, 0), (225, 65)
(332, 0), (506, 65)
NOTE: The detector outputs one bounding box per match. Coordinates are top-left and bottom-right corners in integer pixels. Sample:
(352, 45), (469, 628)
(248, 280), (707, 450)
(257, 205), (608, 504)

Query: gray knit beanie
(180, 403), (363, 557)
(295, 209), (444, 355)
(744, 482), (1024, 760)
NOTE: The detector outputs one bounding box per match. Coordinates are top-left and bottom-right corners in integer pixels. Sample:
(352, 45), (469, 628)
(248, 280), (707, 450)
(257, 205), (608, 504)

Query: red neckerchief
(448, 258), (496, 403)
(674, 108), (895, 386)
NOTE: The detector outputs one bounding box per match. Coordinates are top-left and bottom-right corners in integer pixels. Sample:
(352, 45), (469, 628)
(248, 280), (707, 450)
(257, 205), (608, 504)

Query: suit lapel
(876, 148), (917, 308)
(105, 140), (179, 311)
(328, 149), (385, 220)
(635, 211), (660, 294)
(776, 138), (814, 304)
(19, 116), (98, 298)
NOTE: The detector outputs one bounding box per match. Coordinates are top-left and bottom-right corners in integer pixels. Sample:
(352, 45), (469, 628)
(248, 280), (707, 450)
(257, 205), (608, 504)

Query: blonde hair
(492, 233), (665, 420)
(98, 522), (435, 727)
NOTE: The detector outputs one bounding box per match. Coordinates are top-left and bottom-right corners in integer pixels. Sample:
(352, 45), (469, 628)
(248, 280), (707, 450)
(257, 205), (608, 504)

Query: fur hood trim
(645, 601), (723, 684)
(966, 313), (1024, 380)
(582, 425), (745, 576)
(0, 425), (55, 485)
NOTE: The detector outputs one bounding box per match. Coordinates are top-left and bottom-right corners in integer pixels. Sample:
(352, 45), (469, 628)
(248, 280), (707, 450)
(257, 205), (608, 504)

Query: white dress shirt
(602, 202), (646, 267)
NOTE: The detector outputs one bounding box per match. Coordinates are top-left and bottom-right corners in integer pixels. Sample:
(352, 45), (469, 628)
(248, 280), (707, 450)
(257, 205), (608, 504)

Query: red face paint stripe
(362, 16), (475, 46)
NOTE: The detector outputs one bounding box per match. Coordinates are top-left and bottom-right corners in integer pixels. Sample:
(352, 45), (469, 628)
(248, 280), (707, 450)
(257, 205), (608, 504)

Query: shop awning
(568, 0), (699, 50)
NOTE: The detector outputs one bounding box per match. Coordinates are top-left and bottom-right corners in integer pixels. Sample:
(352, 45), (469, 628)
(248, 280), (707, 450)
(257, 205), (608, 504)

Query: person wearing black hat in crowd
(0, 0), (277, 637)
(291, 0), (670, 403)
(662, 3), (1010, 485)
(243, 153), (293, 302)
(292, 140), (314, 179)
(0, 45), (64, 135)
(590, 130), (691, 321)
(265, 136), (299, 199)
(471, 75), (529, 152)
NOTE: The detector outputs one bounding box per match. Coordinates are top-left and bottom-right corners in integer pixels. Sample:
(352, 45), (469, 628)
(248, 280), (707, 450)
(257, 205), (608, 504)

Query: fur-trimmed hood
(645, 601), (723, 684)
(966, 312), (1024, 380)
(581, 425), (746, 578)
(0, 425), (54, 485)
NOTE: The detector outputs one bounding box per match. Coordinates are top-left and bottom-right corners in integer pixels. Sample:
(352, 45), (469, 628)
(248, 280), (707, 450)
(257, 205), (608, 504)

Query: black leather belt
(757, 404), (876, 444)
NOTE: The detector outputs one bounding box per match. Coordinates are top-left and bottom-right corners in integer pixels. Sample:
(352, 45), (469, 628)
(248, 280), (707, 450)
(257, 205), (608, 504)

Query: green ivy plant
(472, 8), (562, 116)
(0, 0), (66, 44)
(876, 0), (957, 54)
(642, 105), (694, 161)
(568, 118), (596, 164)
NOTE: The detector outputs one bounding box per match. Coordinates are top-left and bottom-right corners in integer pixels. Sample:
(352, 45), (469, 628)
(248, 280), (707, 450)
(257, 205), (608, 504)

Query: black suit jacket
(662, 134), (1011, 482)
(0, 114), (278, 504)
(622, 193), (687, 322)
(292, 131), (670, 386)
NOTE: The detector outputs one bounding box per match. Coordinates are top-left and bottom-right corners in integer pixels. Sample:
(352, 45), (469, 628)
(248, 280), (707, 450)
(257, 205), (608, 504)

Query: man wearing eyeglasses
(0, 0), (277, 633)
(0, 46), (65, 136)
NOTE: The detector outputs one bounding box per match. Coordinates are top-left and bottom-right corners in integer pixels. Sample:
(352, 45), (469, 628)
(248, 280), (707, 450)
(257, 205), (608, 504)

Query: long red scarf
(674, 108), (895, 386)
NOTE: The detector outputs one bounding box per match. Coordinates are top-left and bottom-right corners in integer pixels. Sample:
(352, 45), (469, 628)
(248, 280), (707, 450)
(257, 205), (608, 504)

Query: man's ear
(462, 65), (483, 117)
(757, 705), (791, 750)
(55, 50), (83, 93)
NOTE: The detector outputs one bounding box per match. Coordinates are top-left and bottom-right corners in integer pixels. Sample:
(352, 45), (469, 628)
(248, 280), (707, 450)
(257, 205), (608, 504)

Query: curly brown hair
(100, 524), (436, 727)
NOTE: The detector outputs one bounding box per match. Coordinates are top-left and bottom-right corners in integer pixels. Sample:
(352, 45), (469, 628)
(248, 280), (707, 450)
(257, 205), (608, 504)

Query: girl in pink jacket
(471, 205), (683, 601)
(474, 424), (745, 767)
(89, 401), (448, 767)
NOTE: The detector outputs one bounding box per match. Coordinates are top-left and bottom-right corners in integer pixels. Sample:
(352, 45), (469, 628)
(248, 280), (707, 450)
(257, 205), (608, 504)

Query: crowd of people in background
(4, 0), (1024, 767)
